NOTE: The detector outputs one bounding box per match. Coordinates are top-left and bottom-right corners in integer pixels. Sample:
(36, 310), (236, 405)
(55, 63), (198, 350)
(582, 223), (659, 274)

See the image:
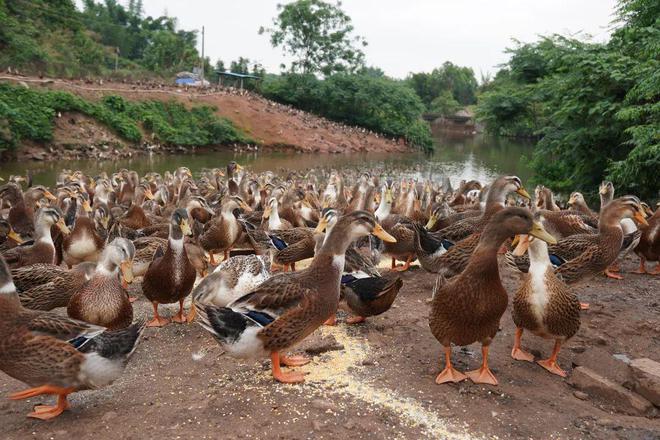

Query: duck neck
(268, 207), (281, 229)
(96, 249), (120, 279)
(375, 195), (391, 222)
(169, 224), (185, 253)
(0, 263), (20, 307)
(35, 221), (54, 245)
(527, 239), (551, 272)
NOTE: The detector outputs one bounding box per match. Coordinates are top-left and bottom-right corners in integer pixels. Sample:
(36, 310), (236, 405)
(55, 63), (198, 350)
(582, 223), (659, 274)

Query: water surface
(0, 133), (534, 186)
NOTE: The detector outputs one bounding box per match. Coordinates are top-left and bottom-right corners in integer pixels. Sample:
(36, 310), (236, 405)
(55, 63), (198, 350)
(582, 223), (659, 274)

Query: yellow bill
(372, 223), (396, 243)
(528, 221), (557, 244)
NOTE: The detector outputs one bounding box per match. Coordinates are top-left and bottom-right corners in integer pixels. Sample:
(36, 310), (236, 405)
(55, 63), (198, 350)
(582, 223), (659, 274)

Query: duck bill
(385, 189), (393, 204)
(512, 235), (530, 256)
(56, 219), (71, 235)
(314, 218), (329, 233)
(568, 195), (576, 205)
(235, 164), (244, 172)
(528, 221), (556, 244)
(516, 187), (531, 199)
(372, 223), (396, 243)
(634, 211), (649, 226)
(120, 261), (134, 285)
(241, 202), (253, 213)
(144, 189), (155, 200)
(100, 216), (110, 229)
(425, 214), (437, 230)
(8, 229), (23, 244)
(263, 206), (271, 219)
(180, 219), (193, 236)
(82, 200), (93, 213)
(511, 235), (520, 247)
(44, 190), (57, 201)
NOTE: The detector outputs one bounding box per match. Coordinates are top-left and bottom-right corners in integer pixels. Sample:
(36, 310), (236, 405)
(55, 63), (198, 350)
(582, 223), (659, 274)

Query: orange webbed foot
(323, 315), (337, 326)
(537, 358), (567, 377)
(171, 312), (187, 324)
(466, 367), (499, 385)
(273, 370), (306, 384)
(146, 316), (170, 327)
(435, 366), (467, 384)
(604, 269), (623, 280)
(511, 347), (534, 362)
(280, 355), (310, 367)
(346, 315), (366, 325)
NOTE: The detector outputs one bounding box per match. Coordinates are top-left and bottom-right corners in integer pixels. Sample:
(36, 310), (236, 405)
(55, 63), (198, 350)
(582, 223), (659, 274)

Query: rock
(573, 347), (634, 387)
(311, 399), (337, 412)
(573, 391), (589, 401)
(570, 366), (653, 416)
(630, 358), (660, 407)
(101, 410), (118, 421)
(303, 335), (344, 355)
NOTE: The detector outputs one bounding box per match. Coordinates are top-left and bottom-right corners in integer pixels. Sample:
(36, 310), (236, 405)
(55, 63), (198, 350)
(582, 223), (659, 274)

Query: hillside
(0, 75), (408, 160)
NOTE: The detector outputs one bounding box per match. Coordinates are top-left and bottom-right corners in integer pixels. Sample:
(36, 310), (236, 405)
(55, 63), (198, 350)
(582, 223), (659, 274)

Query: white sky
(79, 0), (619, 79)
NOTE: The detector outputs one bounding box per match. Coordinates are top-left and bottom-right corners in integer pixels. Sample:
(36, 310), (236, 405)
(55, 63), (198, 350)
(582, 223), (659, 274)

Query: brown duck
(2, 207), (70, 268)
(430, 207), (556, 385)
(196, 211), (396, 383)
(0, 255), (144, 420)
(510, 235), (580, 377)
(142, 208), (196, 327)
(67, 238), (135, 330)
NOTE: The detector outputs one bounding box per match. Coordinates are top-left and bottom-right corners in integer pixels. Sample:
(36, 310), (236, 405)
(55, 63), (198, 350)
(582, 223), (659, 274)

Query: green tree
(259, 0), (367, 76)
(476, 0), (660, 200)
(408, 62), (478, 110)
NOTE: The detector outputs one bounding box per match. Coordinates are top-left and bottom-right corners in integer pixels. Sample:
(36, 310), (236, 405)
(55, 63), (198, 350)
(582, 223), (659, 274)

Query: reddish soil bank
(1, 75), (409, 159)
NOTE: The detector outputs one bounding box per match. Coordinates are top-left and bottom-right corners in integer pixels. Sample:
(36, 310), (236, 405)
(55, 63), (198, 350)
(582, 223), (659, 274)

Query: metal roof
(215, 71), (260, 79)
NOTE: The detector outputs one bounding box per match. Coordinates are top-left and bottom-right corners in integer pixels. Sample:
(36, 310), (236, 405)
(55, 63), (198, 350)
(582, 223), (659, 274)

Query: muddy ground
(1, 255), (659, 440)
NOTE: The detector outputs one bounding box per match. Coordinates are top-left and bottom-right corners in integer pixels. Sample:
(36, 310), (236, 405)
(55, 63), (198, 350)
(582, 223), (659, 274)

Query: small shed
(215, 71), (261, 90)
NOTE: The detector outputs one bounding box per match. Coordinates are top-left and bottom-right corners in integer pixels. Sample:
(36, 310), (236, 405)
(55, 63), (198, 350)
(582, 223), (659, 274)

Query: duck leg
(466, 345), (498, 385)
(147, 302), (170, 327)
(208, 251), (217, 266)
(172, 299), (187, 324)
(537, 340), (567, 377)
(271, 352), (306, 383)
(435, 346), (467, 384)
(393, 255), (413, 272)
(280, 354), (310, 367)
(186, 304), (197, 323)
(323, 314), (337, 326)
(651, 263), (660, 275)
(223, 249), (230, 261)
(9, 385), (74, 420)
(580, 302), (590, 310)
(511, 328), (534, 362)
(632, 257), (647, 274)
(346, 315), (367, 324)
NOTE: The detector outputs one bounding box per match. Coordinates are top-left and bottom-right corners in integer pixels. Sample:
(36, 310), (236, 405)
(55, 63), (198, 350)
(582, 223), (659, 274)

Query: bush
(261, 73), (433, 151)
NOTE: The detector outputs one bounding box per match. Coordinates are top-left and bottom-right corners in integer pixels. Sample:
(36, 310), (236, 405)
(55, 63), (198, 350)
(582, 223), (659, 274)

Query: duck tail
(77, 320), (146, 361)
(195, 304), (258, 345)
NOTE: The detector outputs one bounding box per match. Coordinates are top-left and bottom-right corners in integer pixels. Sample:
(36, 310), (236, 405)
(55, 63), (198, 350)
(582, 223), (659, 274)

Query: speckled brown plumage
(513, 266), (580, 340)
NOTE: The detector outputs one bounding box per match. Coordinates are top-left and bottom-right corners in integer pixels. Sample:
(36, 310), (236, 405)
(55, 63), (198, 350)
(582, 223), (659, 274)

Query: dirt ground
(1, 254), (659, 440)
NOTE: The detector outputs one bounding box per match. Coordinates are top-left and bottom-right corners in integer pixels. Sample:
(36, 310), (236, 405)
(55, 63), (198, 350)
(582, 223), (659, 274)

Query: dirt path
(0, 75), (409, 154)
(1, 255), (658, 439)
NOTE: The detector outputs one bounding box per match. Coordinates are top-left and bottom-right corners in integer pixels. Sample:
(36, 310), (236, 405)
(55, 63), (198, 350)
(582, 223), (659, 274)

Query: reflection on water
(0, 133), (534, 187)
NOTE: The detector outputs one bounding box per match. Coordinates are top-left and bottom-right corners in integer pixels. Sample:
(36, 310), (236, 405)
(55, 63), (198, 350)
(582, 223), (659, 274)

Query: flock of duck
(0, 164), (657, 421)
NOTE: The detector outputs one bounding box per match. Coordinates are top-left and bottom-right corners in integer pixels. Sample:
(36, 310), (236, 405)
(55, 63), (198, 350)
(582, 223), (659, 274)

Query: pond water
(0, 133), (535, 187)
